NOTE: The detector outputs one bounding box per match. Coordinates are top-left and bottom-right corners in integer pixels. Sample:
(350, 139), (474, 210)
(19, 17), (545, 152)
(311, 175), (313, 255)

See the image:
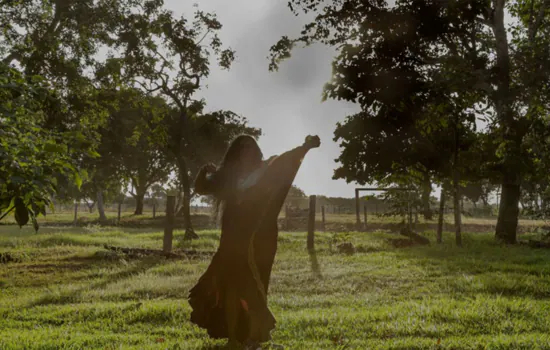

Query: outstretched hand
(304, 135), (321, 149)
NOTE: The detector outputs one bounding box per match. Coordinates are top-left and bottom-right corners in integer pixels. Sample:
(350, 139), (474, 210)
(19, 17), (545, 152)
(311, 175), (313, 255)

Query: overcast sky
(161, 1), (514, 201)
(164, 0), (361, 198)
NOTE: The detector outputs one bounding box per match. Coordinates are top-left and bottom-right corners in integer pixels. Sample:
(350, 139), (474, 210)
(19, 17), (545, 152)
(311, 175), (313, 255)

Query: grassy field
(1, 223), (550, 349)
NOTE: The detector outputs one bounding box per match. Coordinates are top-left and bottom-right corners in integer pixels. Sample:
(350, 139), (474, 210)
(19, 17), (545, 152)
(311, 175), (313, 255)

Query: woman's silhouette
(188, 134), (321, 348)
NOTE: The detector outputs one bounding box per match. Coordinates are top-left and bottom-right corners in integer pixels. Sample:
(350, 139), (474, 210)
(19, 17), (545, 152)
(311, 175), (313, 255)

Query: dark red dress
(188, 145), (311, 343)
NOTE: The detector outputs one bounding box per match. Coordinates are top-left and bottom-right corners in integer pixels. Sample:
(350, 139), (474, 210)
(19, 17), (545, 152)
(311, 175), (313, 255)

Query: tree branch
(130, 176), (138, 190)
(472, 69), (494, 94)
(134, 79), (162, 93)
(528, 0), (549, 41)
(529, 0), (536, 26)
(196, 29), (212, 46)
(475, 16), (493, 28)
(2, 52), (21, 65)
(179, 56), (201, 90)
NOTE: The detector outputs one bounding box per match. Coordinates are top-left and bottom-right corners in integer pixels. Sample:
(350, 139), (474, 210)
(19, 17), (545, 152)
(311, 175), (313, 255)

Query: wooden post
(153, 203), (156, 219)
(437, 187), (446, 244)
(307, 195), (316, 251)
(73, 202), (78, 225)
(321, 205), (326, 231)
(363, 204), (368, 231)
(163, 196), (176, 253)
(117, 203), (122, 224)
(355, 189), (361, 229)
(407, 192), (412, 232)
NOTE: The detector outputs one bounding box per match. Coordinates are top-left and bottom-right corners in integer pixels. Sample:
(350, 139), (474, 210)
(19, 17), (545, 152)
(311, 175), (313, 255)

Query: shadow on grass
(24, 256), (167, 309)
(308, 249), (323, 279)
(391, 233), (550, 299)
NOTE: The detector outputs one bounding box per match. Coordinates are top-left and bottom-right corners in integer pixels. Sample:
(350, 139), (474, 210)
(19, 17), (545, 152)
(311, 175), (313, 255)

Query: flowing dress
(188, 145), (310, 343)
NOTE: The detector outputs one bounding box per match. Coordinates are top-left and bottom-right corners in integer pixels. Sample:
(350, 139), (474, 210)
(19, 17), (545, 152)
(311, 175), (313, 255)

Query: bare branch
(196, 29), (212, 46)
(134, 79), (162, 93)
(151, 48), (173, 70)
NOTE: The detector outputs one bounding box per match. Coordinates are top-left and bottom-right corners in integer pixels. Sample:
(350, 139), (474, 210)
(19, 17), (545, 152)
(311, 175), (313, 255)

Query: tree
(271, 0), (481, 226)
(1, 0), (155, 225)
(271, 0), (550, 243)
(285, 185), (307, 208)
(108, 5), (254, 238)
(0, 63), (82, 229)
(102, 89), (173, 215)
(518, 119), (550, 219)
(0, 0), (140, 144)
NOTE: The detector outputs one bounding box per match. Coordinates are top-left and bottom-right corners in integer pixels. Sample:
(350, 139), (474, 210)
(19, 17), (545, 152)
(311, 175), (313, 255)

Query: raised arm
(264, 135), (321, 173)
(241, 135), (321, 195)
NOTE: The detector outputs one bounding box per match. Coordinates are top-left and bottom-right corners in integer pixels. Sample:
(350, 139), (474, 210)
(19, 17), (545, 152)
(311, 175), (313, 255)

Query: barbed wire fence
(44, 193), (544, 232)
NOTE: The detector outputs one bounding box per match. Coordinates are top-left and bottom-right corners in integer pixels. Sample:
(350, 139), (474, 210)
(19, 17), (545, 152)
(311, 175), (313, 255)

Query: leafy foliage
(0, 63), (82, 230)
(270, 0), (550, 243)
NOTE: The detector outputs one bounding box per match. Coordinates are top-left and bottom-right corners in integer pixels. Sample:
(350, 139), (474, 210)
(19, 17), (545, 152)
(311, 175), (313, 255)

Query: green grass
(1, 224), (550, 349)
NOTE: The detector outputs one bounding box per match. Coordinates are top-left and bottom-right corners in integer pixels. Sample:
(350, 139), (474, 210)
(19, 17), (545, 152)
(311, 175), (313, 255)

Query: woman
(188, 134), (321, 347)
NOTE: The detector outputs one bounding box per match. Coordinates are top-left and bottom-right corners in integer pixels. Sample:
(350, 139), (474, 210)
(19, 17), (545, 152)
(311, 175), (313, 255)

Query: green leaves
(0, 62), (81, 231)
(43, 142), (67, 154)
(74, 172), (83, 190)
(13, 198), (29, 227)
(268, 36), (295, 72)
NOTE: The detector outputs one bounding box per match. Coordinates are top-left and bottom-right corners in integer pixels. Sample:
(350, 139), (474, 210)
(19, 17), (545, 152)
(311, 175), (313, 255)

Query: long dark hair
(213, 135), (263, 216)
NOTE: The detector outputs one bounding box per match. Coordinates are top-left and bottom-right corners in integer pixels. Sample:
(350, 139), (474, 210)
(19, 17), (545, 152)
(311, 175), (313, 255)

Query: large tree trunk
(437, 185), (446, 244)
(134, 191), (145, 215)
(97, 191), (107, 222)
(178, 157), (199, 240)
(421, 172), (433, 220)
(492, 0), (520, 244)
(495, 180), (520, 243)
(452, 110), (462, 247)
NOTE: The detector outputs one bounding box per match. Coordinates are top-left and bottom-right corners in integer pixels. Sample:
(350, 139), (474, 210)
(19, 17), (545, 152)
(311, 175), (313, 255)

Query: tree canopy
(270, 0), (550, 243)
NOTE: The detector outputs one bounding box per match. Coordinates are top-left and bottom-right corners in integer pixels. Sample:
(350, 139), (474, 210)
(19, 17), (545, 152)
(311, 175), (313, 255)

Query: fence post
(437, 188), (446, 244)
(153, 203), (156, 219)
(321, 205), (326, 232)
(307, 195), (316, 251)
(73, 202), (78, 225)
(117, 202), (122, 224)
(355, 189), (361, 229)
(163, 196), (176, 253)
(363, 204), (368, 231)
